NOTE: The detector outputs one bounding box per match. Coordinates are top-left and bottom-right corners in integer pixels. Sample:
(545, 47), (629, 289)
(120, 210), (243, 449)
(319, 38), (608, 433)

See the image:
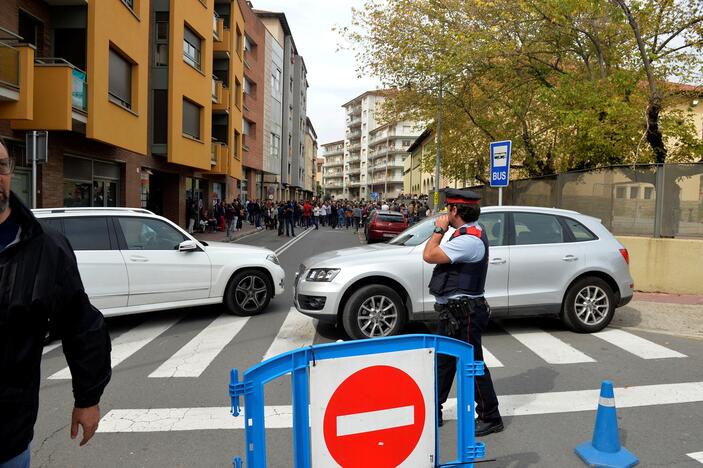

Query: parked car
(33, 207), (285, 318)
(364, 210), (408, 243)
(295, 206), (633, 339)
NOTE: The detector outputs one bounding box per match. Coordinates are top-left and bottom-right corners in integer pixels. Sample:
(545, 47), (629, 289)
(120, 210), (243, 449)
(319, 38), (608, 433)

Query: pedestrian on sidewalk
(0, 138), (112, 468)
(285, 200), (296, 237)
(353, 205), (362, 231)
(225, 202), (236, 240)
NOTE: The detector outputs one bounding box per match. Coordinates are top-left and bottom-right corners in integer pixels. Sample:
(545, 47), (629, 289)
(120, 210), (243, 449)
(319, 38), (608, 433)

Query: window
(644, 186), (654, 200)
(118, 217), (187, 250)
(154, 12), (169, 67)
(270, 133), (280, 158)
(63, 156), (120, 207)
(514, 212), (565, 245)
(616, 186), (626, 198)
(629, 186), (640, 199)
(234, 130), (241, 159)
(271, 67), (281, 97)
(563, 217), (598, 242)
(234, 78), (242, 108)
(183, 26), (202, 69)
(182, 98), (201, 139)
(63, 217), (112, 251)
(153, 89), (168, 144)
(235, 26), (243, 57)
(109, 48), (132, 109)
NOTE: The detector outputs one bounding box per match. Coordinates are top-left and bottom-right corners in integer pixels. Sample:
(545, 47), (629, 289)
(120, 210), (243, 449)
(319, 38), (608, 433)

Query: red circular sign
(323, 365), (426, 467)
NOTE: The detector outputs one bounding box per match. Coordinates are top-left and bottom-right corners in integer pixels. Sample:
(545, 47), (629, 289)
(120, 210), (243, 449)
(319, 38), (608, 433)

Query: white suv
(33, 208), (284, 317)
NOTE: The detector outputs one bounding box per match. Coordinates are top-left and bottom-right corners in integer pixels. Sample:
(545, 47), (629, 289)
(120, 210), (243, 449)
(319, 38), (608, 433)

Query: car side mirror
(178, 240), (198, 252)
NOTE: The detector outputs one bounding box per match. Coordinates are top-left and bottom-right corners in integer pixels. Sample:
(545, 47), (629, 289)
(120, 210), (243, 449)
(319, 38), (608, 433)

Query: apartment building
(338, 89), (422, 200)
(255, 10), (308, 201)
(239, 0), (265, 201)
(303, 116), (317, 198)
(321, 140), (344, 199)
(315, 156), (324, 196)
(0, 0), (244, 227)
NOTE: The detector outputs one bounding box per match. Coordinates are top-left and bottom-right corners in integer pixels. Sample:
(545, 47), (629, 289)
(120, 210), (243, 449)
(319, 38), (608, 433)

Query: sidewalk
(613, 292), (703, 339)
(192, 222), (263, 244)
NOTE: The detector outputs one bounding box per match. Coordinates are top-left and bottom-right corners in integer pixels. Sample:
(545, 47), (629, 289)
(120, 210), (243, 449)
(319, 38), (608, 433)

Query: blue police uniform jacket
(428, 225), (489, 297)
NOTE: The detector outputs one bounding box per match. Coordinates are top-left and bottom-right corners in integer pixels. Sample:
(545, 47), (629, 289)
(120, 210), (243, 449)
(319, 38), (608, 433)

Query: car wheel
(342, 285), (407, 339)
(562, 277), (615, 333)
(224, 270), (272, 316)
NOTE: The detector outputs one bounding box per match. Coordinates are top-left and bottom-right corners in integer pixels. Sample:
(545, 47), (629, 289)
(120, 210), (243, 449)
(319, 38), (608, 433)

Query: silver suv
(295, 206), (633, 339)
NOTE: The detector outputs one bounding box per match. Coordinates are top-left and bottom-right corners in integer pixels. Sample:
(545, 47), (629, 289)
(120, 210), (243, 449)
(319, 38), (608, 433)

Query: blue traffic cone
(575, 380), (639, 467)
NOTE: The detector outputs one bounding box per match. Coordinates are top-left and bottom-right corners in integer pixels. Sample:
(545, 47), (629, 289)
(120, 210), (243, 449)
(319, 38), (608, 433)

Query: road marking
(503, 326), (595, 364)
(275, 228), (314, 256)
(687, 452), (703, 463)
(593, 329), (687, 359)
(97, 381), (703, 432)
(42, 343), (61, 355)
(149, 314), (249, 378)
(336, 405), (415, 436)
(262, 307), (317, 362)
(48, 315), (181, 380)
(481, 347), (504, 368)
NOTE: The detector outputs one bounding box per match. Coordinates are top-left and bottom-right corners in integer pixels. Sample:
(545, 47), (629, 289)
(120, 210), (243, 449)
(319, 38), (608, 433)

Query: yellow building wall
(618, 236), (703, 294)
(168, 0), (214, 170)
(228, 1), (244, 181)
(12, 65), (72, 131)
(0, 45), (34, 120)
(86, 0), (149, 155)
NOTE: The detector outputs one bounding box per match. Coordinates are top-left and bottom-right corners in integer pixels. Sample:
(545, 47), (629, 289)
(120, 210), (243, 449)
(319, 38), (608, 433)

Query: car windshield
(377, 214), (404, 223)
(388, 215), (437, 246)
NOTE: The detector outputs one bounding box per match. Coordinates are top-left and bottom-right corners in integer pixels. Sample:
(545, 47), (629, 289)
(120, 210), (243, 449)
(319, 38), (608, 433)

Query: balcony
(326, 182), (343, 188)
(348, 104), (361, 116)
(213, 14), (223, 40)
(210, 141), (229, 174)
(214, 26), (231, 56)
(12, 59), (87, 131)
(0, 35), (34, 120)
(348, 180), (362, 187)
(347, 129), (361, 139)
(348, 167), (361, 175)
(213, 83), (230, 112)
(347, 143), (361, 152)
(323, 147), (344, 157)
(347, 116), (361, 128)
(324, 159), (344, 168)
(348, 155), (361, 163)
(212, 76), (222, 102)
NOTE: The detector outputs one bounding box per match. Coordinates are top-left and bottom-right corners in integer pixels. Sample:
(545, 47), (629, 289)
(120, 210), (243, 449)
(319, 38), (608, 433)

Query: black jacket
(0, 193), (112, 462)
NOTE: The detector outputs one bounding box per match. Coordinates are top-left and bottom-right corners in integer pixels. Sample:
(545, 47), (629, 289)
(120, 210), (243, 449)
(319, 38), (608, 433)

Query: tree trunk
(646, 93), (667, 164)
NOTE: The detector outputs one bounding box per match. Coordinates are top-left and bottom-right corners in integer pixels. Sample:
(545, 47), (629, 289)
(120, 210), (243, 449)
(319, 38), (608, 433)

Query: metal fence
(468, 163), (703, 238)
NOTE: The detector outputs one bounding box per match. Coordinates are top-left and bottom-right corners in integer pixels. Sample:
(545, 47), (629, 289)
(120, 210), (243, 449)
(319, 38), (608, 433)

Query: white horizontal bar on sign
(262, 307), (317, 362)
(97, 381), (703, 432)
(687, 452), (703, 464)
(149, 314), (249, 378)
(503, 326), (595, 364)
(336, 405), (414, 437)
(593, 329), (686, 359)
(49, 315), (181, 380)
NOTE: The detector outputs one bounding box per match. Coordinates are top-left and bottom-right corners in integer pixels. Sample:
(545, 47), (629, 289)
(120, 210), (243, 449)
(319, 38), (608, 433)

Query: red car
(365, 210), (408, 243)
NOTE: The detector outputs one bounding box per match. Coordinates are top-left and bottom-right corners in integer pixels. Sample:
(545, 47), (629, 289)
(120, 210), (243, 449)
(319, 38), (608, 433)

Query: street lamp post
(434, 77), (443, 203)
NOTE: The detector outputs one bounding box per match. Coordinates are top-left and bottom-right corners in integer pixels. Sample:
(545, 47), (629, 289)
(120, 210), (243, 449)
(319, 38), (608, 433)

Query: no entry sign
(310, 348), (435, 467)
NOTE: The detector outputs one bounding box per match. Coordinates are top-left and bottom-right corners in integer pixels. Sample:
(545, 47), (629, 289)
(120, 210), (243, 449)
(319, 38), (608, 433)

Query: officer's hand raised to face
(434, 215), (450, 231)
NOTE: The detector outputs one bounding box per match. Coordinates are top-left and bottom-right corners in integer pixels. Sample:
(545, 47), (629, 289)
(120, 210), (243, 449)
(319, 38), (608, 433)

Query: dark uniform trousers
(436, 297), (501, 421)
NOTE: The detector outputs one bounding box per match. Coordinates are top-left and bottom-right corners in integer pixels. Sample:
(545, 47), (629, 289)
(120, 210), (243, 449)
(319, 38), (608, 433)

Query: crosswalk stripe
(262, 307), (317, 362)
(593, 329), (687, 359)
(48, 315), (181, 380)
(687, 452), (703, 463)
(481, 347), (504, 368)
(42, 343), (61, 355)
(97, 381), (703, 432)
(149, 314), (250, 378)
(503, 326), (595, 364)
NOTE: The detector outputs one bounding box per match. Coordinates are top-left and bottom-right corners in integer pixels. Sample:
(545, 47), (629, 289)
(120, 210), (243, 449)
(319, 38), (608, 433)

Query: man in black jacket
(0, 138), (112, 467)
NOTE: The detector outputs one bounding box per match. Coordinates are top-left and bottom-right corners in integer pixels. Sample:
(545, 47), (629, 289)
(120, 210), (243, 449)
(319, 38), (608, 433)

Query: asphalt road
(34, 225), (703, 467)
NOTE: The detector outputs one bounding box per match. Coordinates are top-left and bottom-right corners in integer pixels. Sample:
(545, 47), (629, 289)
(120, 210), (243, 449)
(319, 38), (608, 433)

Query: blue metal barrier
(229, 333), (486, 467)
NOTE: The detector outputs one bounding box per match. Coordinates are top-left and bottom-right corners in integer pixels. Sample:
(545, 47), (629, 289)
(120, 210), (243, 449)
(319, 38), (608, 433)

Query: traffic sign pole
(498, 187), (502, 206)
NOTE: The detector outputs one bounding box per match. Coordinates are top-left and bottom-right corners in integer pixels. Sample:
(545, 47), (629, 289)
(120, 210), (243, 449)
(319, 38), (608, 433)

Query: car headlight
(306, 268), (340, 282)
(266, 254), (280, 265)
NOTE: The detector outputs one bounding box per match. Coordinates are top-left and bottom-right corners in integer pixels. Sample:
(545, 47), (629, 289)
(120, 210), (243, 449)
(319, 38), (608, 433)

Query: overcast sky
(251, 0), (382, 149)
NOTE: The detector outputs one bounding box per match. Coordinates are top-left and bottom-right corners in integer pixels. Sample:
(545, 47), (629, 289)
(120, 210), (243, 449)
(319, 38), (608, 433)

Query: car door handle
(129, 256), (149, 262)
(489, 258), (506, 265)
(562, 255), (578, 262)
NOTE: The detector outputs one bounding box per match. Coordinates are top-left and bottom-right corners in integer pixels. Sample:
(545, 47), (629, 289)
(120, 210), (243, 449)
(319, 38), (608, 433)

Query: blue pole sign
(489, 140), (511, 187)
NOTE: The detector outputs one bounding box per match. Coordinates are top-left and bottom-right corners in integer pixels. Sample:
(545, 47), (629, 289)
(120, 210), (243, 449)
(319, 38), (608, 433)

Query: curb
(611, 324), (703, 341)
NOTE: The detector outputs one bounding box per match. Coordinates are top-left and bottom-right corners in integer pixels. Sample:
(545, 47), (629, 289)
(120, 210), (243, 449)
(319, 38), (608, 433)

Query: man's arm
(423, 215), (451, 264)
(52, 237), (111, 446)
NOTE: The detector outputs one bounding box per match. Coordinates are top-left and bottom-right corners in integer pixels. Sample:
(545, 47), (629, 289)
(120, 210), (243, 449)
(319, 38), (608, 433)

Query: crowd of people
(185, 196), (434, 239)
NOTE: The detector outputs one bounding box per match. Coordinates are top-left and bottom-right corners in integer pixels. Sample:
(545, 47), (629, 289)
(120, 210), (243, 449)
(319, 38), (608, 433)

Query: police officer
(422, 188), (503, 436)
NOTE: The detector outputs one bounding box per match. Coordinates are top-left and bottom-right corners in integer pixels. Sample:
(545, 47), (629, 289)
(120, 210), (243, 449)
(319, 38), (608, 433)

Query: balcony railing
(347, 117), (361, 127)
(347, 143), (361, 152)
(71, 68), (87, 111)
(324, 159), (344, 167)
(348, 155), (361, 163)
(0, 41), (19, 88)
(348, 167), (361, 175)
